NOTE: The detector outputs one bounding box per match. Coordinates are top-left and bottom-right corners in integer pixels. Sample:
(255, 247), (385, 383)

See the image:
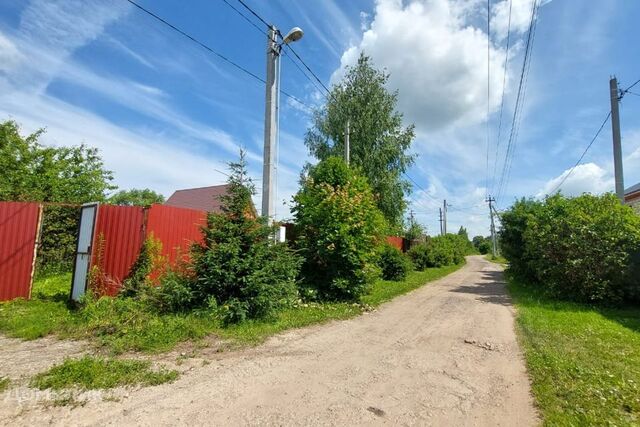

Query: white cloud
(536, 163), (614, 198)
(491, 0), (540, 41)
(0, 32), (22, 72)
(332, 0), (515, 131)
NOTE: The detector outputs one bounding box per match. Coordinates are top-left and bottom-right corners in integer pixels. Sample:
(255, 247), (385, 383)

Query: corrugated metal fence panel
(386, 236), (404, 252)
(0, 202), (41, 301)
(146, 204), (206, 264)
(91, 204), (145, 296)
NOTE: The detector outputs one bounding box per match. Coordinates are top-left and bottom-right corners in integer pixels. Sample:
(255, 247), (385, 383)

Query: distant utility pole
(486, 196), (497, 257)
(609, 76), (624, 203)
(344, 119), (350, 165)
(443, 200), (448, 235)
(439, 208), (443, 236)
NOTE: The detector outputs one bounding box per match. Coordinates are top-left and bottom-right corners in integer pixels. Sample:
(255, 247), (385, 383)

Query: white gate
(70, 203), (98, 301)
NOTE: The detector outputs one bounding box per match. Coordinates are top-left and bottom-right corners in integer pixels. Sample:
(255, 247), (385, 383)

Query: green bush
(191, 152), (301, 323)
(499, 194), (640, 304)
(292, 157), (386, 301)
(377, 244), (412, 281)
(143, 270), (194, 313)
(407, 234), (468, 269)
(408, 243), (431, 271)
(120, 235), (164, 298)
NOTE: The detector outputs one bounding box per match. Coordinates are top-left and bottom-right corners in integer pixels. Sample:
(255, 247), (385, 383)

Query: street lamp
(262, 25), (303, 221)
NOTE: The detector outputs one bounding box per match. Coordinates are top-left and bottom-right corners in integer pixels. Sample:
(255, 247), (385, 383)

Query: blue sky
(1, 0), (639, 237)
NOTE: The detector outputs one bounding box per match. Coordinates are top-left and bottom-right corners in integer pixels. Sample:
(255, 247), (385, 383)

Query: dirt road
(2, 256), (537, 426)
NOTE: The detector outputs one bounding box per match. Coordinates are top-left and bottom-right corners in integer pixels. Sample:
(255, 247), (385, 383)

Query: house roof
(165, 184), (230, 213)
(625, 182), (640, 196)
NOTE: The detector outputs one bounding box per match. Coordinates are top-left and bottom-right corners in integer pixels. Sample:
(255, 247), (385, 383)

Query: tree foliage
(292, 157), (386, 301)
(304, 54), (416, 229)
(472, 235), (492, 255)
(408, 234), (470, 270)
(1, 120), (115, 274)
(191, 151), (301, 324)
(377, 244), (412, 281)
(108, 189), (165, 207)
(499, 194), (640, 303)
(0, 120), (114, 203)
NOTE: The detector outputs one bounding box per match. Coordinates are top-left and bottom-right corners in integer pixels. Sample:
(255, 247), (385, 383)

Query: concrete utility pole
(262, 26), (304, 221)
(344, 119), (350, 165)
(609, 76), (625, 203)
(261, 25), (279, 221)
(486, 196), (497, 257)
(439, 208), (443, 236)
(443, 200), (448, 235)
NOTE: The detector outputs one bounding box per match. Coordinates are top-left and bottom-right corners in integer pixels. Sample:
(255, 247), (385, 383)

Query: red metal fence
(91, 205), (145, 296)
(146, 204), (206, 264)
(386, 236), (405, 251)
(0, 202), (42, 301)
(90, 204), (207, 296)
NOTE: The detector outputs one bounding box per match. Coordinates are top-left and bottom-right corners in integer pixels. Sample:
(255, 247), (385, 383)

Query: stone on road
(4, 256), (538, 426)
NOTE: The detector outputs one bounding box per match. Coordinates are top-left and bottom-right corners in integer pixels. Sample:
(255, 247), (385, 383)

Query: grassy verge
(1, 263), (463, 353)
(485, 254), (508, 265)
(508, 276), (640, 426)
(31, 356), (177, 390)
(222, 263), (464, 344)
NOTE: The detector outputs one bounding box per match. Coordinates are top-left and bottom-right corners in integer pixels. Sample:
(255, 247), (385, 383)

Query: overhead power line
(226, 0), (330, 105)
(282, 44), (331, 95)
(124, 0), (309, 108)
(221, 0), (267, 36)
(547, 111), (611, 195)
(403, 173), (440, 202)
(235, 0), (270, 28)
(485, 0), (491, 198)
(491, 0), (513, 193)
(495, 0), (539, 205)
(620, 78), (640, 97)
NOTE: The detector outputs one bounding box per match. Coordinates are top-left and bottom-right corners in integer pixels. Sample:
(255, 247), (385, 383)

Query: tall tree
(304, 53), (416, 230)
(108, 189), (165, 207)
(0, 120), (115, 203)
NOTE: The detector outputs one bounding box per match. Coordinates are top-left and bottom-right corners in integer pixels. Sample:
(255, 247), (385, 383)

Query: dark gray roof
(625, 182), (640, 195)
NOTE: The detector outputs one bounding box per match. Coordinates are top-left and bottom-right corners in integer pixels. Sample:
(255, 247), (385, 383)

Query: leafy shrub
(499, 194), (640, 304)
(191, 152), (301, 323)
(377, 244), (412, 281)
(408, 234), (468, 269)
(472, 235), (493, 255)
(36, 205), (79, 275)
(120, 235), (165, 298)
(142, 270), (194, 313)
(292, 157), (386, 301)
(408, 243), (431, 271)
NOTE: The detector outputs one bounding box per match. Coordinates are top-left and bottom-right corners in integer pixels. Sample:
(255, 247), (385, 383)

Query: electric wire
(485, 0), (491, 198)
(125, 0), (309, 109)
(234, 0), (333, 99)
(235, 0), (271, 28)
(620, 78), (640, 97)
(221, 0), (268, 36)
(281, 44), (331, 95)
(546, 111), (611, 195)
(495, 0), (538, 205)
(499, 2), (538, 204)
(490, 0), (512, 194)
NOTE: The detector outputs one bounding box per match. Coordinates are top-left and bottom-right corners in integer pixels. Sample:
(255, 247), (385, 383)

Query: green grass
(0, 377), (9, 393)
(485, 254), (508, 265)
(508, 276), (640, 426)
(31, 272), (72, 300)
(1, 263), (463, 353)
(31, 356), (178, 390)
